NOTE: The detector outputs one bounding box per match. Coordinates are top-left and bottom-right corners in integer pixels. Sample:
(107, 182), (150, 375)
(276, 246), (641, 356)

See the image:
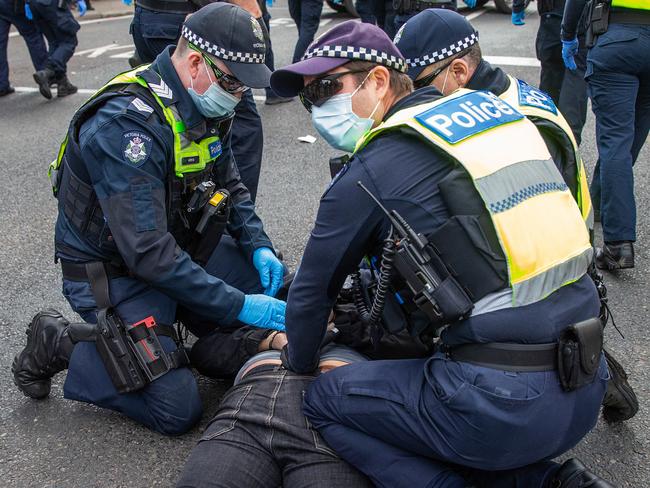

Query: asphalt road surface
(1, 2), (648, 486)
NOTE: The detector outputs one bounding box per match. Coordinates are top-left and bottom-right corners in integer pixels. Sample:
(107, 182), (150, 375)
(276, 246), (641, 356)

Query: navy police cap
(271, 20), (407, 98)
(182, 3), (271, 89)
(394, 9), (479, 81)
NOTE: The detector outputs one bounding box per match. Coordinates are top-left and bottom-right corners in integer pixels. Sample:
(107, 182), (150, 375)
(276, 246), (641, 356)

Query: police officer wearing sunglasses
(271, 21), (613, 487)
(12, 3), (286, 436)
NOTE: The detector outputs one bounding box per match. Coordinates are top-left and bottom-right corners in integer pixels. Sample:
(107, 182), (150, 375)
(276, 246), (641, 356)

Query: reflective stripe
(474, 159), (568, 214)
(611, 0), (650, 9)
(355, 88), (591, 307)
(512, 247), (594, 306)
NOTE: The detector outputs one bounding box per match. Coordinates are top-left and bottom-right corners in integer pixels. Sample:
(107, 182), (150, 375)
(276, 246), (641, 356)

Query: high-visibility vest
(354, 88), (593, 307)
(500, 75), (594, 231)
(611, 0), (650, 10)
(49, 65), (221, 194)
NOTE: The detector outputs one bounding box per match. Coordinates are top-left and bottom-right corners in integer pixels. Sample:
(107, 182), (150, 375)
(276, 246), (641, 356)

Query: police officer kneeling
(12, 3), (286, 436)
(271, 21), (613, 487)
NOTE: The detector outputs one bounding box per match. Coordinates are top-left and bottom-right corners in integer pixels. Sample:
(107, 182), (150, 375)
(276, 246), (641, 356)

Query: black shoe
(12, 309), (71, 399)
(602, 349), (638, 423)
(264, 95), (294, 105)
(55, 75), (78, 97)
(595, 241), (634, 270)
(33, 68), (55, 99)
(549, 459), (615, 488)
(0, 86), (15, 97)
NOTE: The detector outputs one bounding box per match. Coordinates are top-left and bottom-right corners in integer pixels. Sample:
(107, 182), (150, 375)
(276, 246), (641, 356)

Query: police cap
(394, 9), (479, 81)
(181, 3), (271, 88)
(270, 20), (407, 98)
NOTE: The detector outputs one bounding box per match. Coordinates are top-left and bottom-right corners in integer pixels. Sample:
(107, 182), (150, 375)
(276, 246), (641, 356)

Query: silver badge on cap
(251, 17), (264, 43)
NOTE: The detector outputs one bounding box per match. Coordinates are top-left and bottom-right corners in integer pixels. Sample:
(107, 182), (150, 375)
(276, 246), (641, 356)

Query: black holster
(586, 0), (610, 47)
(557, 318), (603, 392)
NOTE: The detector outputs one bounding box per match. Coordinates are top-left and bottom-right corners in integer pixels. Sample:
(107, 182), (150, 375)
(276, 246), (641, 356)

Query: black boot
(33, 68), (55, 99)
(602, 349), (638, 423)
(549, 458), (615, 488)
(55, 74), (78, 98)
(595, 241), (634, 270)
(12, 309), (72, 399)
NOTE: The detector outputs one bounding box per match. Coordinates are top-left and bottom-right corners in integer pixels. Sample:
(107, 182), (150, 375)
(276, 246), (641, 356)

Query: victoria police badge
(122, 131), (152, 166)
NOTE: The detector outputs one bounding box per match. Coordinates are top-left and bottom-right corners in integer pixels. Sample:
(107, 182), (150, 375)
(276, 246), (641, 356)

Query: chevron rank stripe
(131, 98), (154, 114)
(148, 79), (173, 100)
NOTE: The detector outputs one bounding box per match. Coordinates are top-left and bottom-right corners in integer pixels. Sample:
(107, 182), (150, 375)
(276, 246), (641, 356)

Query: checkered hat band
(302, 45), (407, 73)
(181, 26), (264, 64)
(406, 32), (479, 68)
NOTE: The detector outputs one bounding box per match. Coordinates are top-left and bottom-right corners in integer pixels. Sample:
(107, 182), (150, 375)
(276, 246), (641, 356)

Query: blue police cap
(394, 9), (479, 81)
(181, 3), (271, 89)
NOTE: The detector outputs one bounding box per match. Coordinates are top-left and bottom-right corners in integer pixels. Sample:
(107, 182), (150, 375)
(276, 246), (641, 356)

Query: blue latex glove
(24, 3), (33, 19)
(122, 0), (132, 6)
(253, 247), (284, 297)
(266, 0), (273, 6)
(77, 0), (87, 16)
(237, 294), (286, 331)
(512, 10), (525, 25)
(562, 38), (579, 71)
(463, 0), (477, 7)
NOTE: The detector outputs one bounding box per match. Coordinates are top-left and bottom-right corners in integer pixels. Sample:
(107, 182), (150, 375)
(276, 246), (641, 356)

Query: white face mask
(311, 72), (381, 153)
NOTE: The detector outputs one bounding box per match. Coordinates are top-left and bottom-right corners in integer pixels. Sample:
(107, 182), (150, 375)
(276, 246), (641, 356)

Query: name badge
(517, 79), (557, 114)
(415, 91), (524, 144)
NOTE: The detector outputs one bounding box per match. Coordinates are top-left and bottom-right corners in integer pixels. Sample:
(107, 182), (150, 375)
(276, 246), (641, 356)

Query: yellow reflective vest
(611, 0), (649, 10)
(500, 76), (594, 231)
(354, 88), (593, 307)
(49, 65), (221, 194)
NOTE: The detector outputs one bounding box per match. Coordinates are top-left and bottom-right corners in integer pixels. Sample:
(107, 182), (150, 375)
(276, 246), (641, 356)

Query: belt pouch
(557, 317), (603, 391)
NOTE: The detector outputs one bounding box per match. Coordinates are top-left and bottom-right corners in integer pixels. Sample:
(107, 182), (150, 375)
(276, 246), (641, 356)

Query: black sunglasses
(299, 69), (369, 113)
(189, 44), (249, 94)
(413, 57), (457, 90)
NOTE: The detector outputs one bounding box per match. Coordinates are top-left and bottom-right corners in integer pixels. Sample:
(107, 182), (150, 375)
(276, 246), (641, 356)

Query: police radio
(356, 182), (474, 330)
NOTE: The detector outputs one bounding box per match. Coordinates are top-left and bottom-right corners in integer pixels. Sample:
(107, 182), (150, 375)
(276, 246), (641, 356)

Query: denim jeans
(177, 365), (372, 488)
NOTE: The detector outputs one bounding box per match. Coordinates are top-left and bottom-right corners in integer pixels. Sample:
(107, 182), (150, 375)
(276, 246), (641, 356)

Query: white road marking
(465, 8), (487, 21)
(484, 55), (541, 67)
(13, 86), (267, 102)
(75, 43), (134, 58)
(110, 50), (136, 59)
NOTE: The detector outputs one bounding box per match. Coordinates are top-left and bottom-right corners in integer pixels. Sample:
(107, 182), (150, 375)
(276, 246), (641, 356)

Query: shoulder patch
(415, 90), (524, 144)
(121, 131), (153, 167)
(208, 139), (222, 159)
(129, 97), (154, 116)
(516, 79), (557, 114)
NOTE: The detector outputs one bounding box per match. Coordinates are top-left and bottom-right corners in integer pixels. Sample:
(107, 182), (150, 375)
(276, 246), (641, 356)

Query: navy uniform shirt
(285, 88), (599, 373)
(54, 46), (273, 325)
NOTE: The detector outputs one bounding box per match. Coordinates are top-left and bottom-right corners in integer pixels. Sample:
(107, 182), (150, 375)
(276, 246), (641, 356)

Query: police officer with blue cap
(562, 0), (649, 270)
(12, 3), (286, 436)
(127, 0), (277, 201)
(271, 20), (613, 487)
(395, 7), (638, 426)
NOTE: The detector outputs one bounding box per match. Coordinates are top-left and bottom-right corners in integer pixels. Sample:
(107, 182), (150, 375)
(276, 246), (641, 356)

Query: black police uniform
(535, 0), (589, 143)
(0, 0), (47, 94)
(130, 0), (267, 200)
(29, 0), (78, 95)
(394, 0), (457, 38)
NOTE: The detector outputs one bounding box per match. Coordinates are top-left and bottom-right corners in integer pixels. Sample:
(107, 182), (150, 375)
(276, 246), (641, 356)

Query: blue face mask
(311, 73), (380, 153)
(188, 59), (240, 119)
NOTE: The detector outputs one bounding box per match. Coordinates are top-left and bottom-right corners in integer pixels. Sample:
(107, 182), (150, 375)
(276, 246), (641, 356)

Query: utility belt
(441, 317), (603, 392)
(393, 0), (455, 15)
(70, 261), (189, 393)
(586, 2), (650, 46)
(135, 0), (195, 14)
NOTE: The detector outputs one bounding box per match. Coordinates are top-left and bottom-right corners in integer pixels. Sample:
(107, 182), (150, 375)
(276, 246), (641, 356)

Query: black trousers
(536, 13), (588, 144)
